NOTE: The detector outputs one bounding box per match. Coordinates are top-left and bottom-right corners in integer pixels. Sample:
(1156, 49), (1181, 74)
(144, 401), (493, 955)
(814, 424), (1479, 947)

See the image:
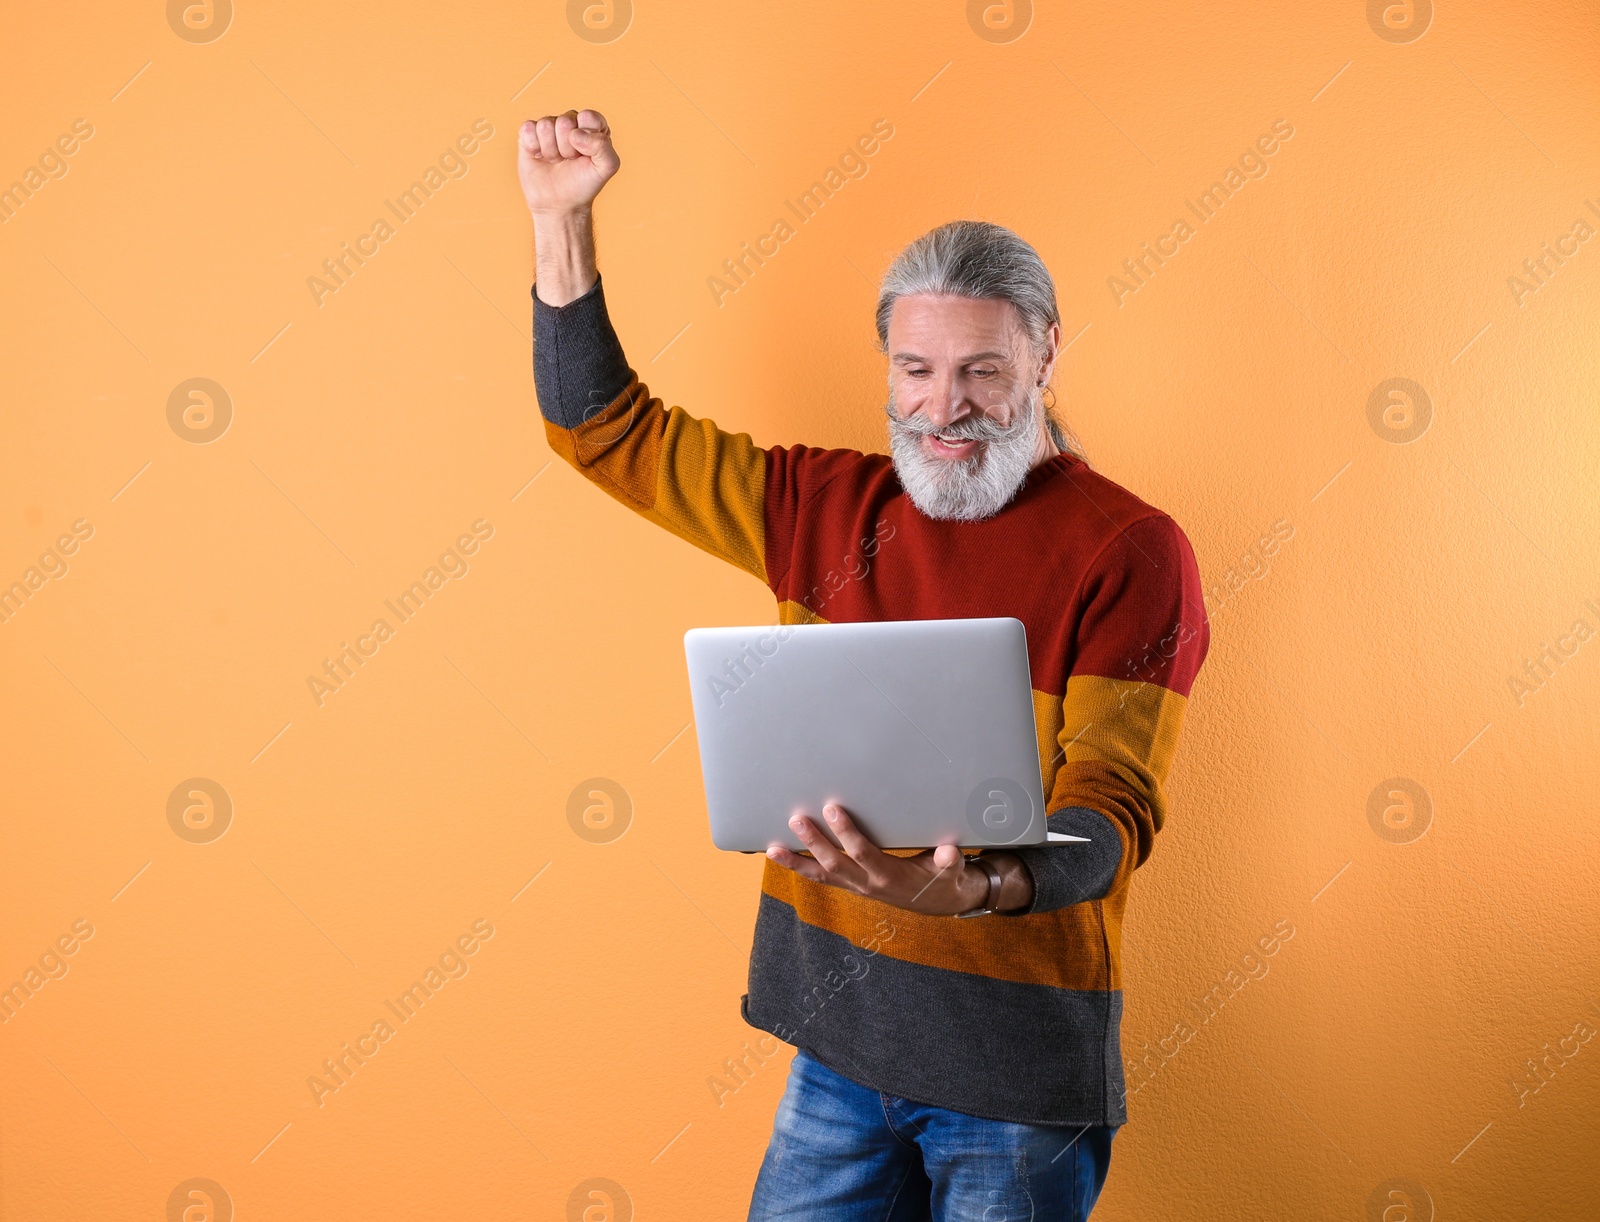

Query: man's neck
(1029, 426), (1061, 471)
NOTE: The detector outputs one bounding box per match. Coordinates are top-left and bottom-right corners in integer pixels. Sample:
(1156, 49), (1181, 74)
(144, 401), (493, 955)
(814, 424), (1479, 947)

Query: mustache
(883, 396), (1032, 442)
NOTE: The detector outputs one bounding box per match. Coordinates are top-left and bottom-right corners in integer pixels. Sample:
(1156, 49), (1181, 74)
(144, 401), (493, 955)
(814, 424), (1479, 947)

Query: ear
(1036, 319), (1062, 388)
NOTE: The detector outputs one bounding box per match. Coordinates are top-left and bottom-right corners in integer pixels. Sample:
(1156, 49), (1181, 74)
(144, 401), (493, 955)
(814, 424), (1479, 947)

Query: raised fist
(518, 109), (620, 216)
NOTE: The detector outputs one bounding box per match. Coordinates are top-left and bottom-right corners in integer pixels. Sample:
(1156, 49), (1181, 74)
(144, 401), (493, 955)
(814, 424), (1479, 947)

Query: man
(520, 109), (1209, 1220)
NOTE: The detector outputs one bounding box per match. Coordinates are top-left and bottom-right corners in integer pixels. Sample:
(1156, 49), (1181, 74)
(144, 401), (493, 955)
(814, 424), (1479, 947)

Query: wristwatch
(954, 853), (1008, 918)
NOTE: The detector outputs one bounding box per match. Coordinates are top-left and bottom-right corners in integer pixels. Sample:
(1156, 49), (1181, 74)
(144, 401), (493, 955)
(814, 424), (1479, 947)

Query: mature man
(520, 109), (1209, 1220)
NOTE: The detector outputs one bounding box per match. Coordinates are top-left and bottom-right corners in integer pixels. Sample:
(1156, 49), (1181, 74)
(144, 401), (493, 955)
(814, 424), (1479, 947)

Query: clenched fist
(519, 109), (620, 217)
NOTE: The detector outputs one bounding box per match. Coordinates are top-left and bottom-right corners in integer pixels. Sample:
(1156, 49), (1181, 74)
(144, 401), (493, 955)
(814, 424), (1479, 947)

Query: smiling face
(883, 293), (1062, 521)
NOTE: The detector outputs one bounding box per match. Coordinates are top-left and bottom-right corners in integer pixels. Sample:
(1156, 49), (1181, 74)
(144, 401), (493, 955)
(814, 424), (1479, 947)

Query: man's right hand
(519, 109), (620, 217)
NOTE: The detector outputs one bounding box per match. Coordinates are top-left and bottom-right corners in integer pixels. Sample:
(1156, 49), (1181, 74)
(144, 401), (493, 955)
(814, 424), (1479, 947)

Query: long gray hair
(874, 220), (1086, 462)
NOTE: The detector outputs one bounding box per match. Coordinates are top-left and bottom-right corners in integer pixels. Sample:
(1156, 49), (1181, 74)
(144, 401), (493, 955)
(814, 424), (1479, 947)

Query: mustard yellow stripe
(1060, 676), (1185, 788)
(558, 382), (768, 582)
(777, 599), (830, 626)
(1048, 676), (1187, 836)
(649, 405), (766, 582)
(762, 863), (1118, 990)
(1032, 687), (1065, 796)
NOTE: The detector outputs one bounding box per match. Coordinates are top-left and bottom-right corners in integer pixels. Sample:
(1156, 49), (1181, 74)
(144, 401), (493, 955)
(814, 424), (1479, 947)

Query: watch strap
(954, 854), (1005, 918)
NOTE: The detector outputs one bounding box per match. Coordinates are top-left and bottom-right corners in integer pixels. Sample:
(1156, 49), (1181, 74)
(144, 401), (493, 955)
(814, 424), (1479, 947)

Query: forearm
(1011, 807), (1125, 914)
(532, 271), (631, 428)
(532, 208), (598, 307)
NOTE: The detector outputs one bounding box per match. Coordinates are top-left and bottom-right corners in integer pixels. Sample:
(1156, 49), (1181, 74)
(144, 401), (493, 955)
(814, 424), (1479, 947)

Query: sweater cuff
(532, 273), (634, 428)
(1011, 807), (1124, 914)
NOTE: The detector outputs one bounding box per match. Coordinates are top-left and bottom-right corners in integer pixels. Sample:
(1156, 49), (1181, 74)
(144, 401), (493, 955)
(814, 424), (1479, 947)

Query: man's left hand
(766, 803), (1032, 916)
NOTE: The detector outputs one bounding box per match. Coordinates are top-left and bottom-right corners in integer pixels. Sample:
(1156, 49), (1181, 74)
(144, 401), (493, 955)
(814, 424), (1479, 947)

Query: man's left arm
(1007, 512), (1211, 914)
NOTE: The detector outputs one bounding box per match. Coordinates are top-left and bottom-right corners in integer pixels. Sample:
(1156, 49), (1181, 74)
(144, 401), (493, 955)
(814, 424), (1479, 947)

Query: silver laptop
(684, 616), (1082, 852)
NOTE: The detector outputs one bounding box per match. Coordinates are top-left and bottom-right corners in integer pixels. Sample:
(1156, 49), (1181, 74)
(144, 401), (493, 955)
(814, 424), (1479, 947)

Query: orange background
(2, 2), (1598, 1218)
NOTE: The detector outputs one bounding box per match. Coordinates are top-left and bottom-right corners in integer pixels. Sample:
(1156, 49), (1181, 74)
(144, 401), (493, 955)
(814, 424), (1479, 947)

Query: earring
(1041, 386), (1056, 411)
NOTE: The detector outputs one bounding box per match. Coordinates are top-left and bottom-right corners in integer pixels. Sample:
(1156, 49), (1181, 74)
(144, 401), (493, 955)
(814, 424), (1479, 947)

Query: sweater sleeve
(1011, 514), (1210, 915)
(533, 276), (772, 582)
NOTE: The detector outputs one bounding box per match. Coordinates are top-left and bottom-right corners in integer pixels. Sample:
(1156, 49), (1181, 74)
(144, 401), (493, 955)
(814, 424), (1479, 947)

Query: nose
(918, 369), (970, 429)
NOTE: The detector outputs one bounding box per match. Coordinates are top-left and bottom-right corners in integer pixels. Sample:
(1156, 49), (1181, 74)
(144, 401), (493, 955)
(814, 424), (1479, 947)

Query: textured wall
(2, 2), (1597, 1219)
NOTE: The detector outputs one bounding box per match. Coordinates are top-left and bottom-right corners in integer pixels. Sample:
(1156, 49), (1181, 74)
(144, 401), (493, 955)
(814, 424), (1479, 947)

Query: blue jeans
(748, 1050), (1115, 1221)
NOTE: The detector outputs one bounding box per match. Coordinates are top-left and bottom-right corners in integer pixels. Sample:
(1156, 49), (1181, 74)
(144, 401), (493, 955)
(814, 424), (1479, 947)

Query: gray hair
(874, 220), (1086, 462)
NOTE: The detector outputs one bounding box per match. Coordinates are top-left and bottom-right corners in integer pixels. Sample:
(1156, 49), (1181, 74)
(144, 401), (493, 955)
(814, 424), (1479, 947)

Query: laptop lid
(683, 616), (1050, 851)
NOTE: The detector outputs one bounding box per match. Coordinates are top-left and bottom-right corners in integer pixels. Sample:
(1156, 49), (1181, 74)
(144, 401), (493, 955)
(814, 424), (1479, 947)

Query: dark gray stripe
(742, 893), (1127, 1127)
(1013, 806), (1124, 914)
(531, 274), (633, 428)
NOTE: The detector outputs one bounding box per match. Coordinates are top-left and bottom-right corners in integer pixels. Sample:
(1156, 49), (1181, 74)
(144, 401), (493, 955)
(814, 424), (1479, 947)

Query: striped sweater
(533, 277), (1209, 1126)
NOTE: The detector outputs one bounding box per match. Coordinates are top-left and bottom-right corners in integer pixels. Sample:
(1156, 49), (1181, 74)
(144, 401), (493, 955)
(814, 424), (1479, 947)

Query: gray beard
(885, 387), (1042, 522)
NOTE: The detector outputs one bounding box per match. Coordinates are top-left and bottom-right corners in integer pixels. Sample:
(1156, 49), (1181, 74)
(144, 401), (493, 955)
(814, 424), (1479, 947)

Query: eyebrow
(890, 351), (1011, 364)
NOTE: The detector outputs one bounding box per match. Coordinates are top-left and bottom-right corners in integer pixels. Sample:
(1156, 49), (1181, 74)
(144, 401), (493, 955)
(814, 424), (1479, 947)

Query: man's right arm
(524, 111), (633, 427)
(520, 110), (775, 584)
(521, 110), (611, 306)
